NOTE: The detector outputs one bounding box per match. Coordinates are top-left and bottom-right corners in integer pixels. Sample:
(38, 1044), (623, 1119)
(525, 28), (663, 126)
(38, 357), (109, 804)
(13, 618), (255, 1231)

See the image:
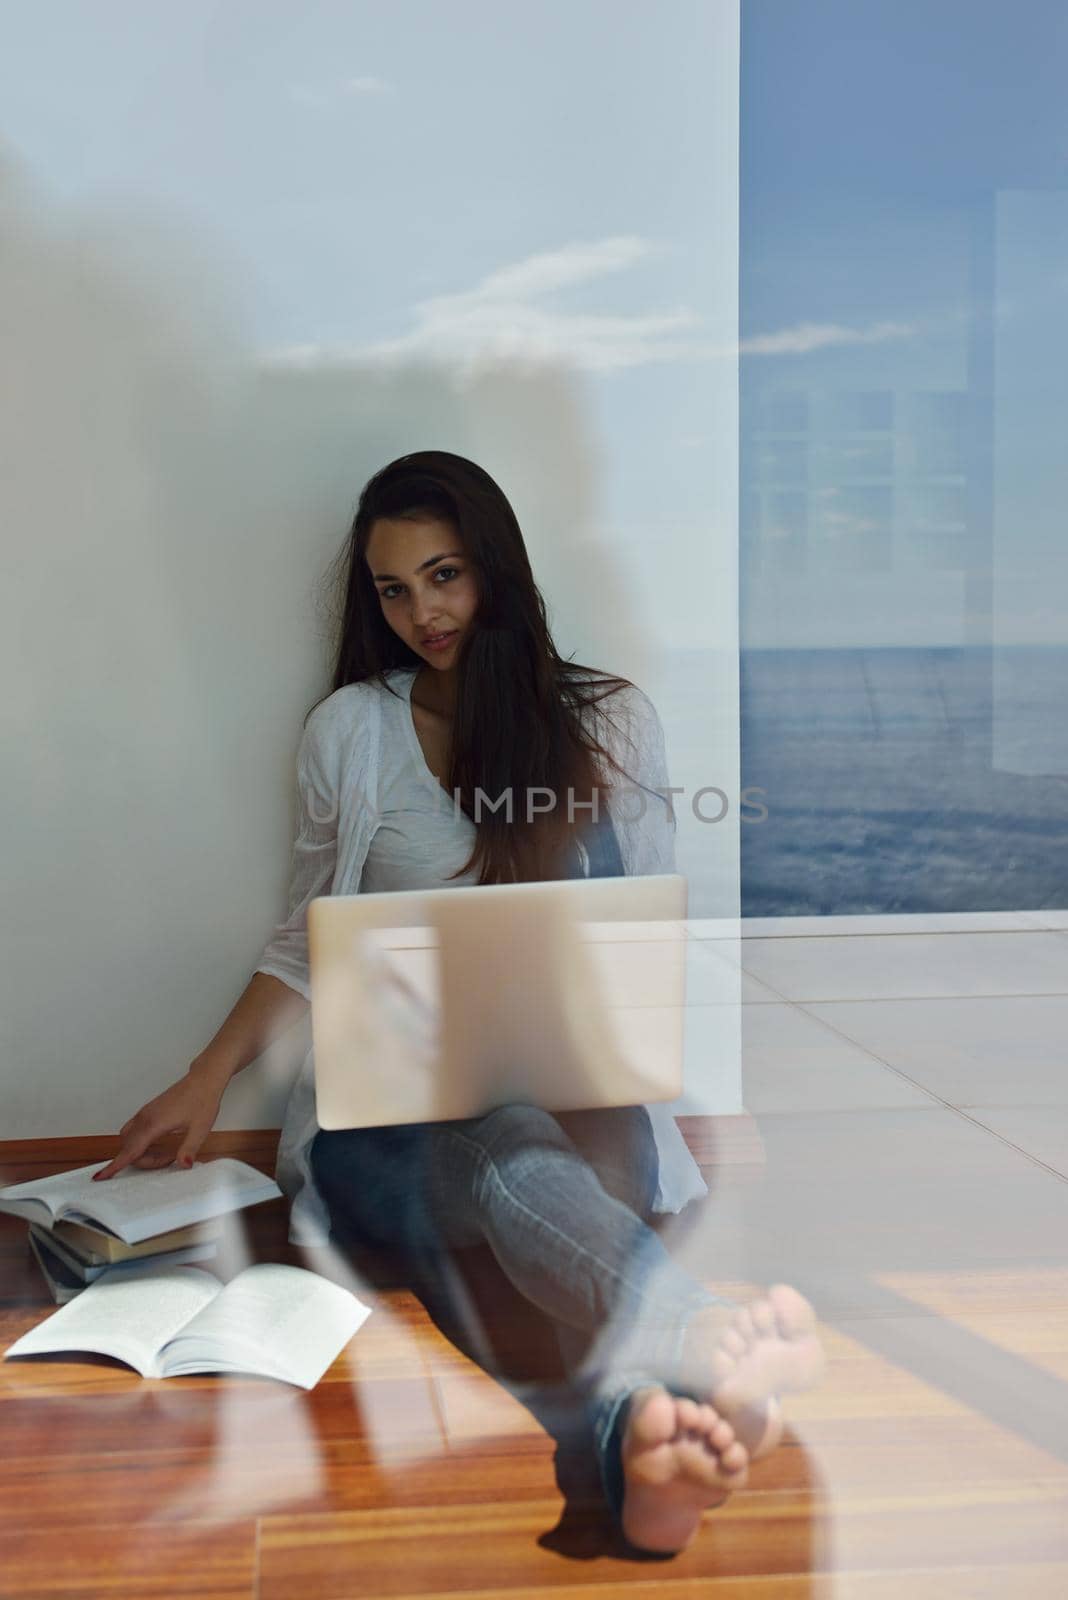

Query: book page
(159, 1263), (371, 1389)
(4, 1158), (281, 1245)
(3, 1265), (222, 1376)
(0, 1163), (107, 1225)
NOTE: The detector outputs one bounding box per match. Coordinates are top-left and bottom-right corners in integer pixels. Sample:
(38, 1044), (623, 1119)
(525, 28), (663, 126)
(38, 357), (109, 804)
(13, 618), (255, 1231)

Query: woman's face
(365, 515), (479, 671)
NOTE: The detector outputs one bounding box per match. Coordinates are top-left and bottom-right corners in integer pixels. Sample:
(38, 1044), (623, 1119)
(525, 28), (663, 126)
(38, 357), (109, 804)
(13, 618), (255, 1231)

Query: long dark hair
(311, 449), (636, 884)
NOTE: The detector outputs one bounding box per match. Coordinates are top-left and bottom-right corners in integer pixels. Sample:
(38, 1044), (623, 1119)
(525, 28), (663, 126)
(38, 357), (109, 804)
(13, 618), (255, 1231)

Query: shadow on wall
(0, 154), (650, 1140)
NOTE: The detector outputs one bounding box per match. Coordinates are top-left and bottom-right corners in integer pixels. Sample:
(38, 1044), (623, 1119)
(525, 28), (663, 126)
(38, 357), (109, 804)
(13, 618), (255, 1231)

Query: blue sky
(0, 2), (723, 357)
(0, 0), (740, 637)
(740, 0), (1068, 646)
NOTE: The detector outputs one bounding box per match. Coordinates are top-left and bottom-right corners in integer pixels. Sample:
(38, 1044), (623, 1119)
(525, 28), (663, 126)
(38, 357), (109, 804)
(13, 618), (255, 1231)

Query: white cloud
(739, 319), (915, 356)
(262, 236), (715, 375)
(288, 76), (395, 108)
(259, 238), (916, 376)
(470, 236), (665, 300)
(342, 76), (394, 96)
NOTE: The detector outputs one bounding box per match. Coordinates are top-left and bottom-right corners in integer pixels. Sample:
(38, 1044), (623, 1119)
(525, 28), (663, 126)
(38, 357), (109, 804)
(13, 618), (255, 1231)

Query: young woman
(94, 451), (823, 1555)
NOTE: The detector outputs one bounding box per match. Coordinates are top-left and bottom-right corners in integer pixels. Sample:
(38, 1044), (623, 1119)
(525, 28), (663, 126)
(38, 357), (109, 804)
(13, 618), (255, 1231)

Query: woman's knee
(557, 1104), (659, 1219)
(463, 1102), (571, 1165)
(311, 1125), (430, 1252)
(310, 1125), (410, 1213)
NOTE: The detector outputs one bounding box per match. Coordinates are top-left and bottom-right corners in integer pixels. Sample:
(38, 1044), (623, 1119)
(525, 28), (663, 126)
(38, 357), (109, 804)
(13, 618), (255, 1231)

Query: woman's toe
(722, 1328), (748, 1358)
(734, 1307), (756, 1342)
(676, 1396), (701, 1432)
(709, 1415), (735, 1454)
(751, 1298), (777, 1336)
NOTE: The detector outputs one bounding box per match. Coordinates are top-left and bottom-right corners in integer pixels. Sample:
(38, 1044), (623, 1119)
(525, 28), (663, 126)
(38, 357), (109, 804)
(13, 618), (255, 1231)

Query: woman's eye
(378, 567), (459, 602)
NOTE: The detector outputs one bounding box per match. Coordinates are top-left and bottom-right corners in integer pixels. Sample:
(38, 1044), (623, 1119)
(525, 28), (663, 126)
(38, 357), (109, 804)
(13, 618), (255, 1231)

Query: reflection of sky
(741, 0), (1068, 647)
(0, 2), (719, 349)
(4, 3), (1066, 650)
(0, 0), (740, 646)
(737, 0), (1068, 907)
(0, 0), (748, 662)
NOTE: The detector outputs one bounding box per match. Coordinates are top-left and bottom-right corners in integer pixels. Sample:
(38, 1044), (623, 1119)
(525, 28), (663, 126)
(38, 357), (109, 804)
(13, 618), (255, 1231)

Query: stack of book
(27, 1218), (221, 1303)
(0, 1159), (372, 1390)
(0, 1157), (282, 1303)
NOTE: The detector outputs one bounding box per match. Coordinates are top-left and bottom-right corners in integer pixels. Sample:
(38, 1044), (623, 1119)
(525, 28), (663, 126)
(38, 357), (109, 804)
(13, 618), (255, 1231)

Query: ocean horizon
(737, 644), (1068, 916)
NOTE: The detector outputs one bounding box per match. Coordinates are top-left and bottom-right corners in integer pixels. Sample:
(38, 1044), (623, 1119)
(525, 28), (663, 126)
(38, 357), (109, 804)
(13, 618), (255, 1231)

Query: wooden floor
(3, 1102), (1068, 1598)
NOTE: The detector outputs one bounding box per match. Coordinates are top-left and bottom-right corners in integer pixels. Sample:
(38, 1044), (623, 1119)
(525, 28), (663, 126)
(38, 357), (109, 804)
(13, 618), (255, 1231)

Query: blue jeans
(310, 1102), (726, 1527)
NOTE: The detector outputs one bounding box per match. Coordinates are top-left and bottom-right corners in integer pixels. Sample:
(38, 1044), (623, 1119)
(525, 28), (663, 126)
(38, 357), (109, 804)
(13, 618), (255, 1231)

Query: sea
(738, 645), (1068, 916)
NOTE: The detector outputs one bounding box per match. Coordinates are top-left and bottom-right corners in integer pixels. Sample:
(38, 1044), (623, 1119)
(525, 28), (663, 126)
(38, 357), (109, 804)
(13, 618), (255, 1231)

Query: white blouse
(256, 668), (708, 1246)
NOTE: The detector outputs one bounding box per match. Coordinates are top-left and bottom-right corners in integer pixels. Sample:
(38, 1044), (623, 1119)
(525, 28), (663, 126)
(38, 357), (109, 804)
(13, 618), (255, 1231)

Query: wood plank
(676, 1115), (766, 1170)
(3, 1124), (1068, 1594)
(288, 1569), (1068, 1599)
(0, 1443), (585, 1528)
(257, 1485), (1068, 1596)
(0, 1520), (257, 1599)
(0, 1375), (445, 1461)
(748, 1416), (1068, 1491)
(873, 1266), (1068, 1319)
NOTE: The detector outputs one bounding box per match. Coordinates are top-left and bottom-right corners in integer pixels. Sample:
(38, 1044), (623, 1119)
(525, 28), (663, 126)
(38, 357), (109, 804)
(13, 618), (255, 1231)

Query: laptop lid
(308, 874), (688, 1129)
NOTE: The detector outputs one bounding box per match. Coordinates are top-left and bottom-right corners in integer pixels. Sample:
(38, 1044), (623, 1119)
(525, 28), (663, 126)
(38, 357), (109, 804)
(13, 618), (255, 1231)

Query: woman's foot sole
(681, 1283), (825, 1459)
(619, 1386), (749, 1554)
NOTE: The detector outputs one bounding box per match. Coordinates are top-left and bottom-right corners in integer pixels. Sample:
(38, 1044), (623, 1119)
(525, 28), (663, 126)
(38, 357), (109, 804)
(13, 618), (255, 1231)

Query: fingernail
(180, 1156), (193, 1168)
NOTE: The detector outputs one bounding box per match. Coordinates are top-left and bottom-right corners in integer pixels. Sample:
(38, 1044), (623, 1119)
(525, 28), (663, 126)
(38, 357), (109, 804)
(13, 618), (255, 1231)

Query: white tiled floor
(737, 911), (1037, 939)
(733, 911), (1068, 1180)
(685, 939), (786, 1005)
(1016, 910), (1068, 931)
(738, 930), (1068, 1003)
(963, 1106), (1068, 1175)
(803, 995), (1068, 1109)
(739, 1003), (935, 1114)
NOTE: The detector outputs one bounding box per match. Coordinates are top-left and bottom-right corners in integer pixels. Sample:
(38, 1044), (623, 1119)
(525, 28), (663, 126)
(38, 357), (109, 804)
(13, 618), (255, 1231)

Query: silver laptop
(308, 874), (688, 1129)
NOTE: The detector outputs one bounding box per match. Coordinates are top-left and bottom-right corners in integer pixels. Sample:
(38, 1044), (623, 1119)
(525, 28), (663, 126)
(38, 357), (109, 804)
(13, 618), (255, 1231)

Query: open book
(0, 1159), (281, 1245)
(4, 1261), (371, 1388)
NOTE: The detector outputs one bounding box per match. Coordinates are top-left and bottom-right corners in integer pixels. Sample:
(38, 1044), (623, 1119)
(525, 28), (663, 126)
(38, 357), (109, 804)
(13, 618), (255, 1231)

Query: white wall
(1, 3), (740, 1139)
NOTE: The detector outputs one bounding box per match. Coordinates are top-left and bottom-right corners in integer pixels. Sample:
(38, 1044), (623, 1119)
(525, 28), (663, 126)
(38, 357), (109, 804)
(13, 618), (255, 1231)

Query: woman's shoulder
(566, 670), (662, 739)
(301, 672), (413, 754)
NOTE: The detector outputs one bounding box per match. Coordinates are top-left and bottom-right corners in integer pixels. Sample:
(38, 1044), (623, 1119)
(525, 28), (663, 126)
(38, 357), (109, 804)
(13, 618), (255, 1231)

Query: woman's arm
(191, 972), (310, 1086)
(254, 699), (343, 998)
(92, 975), (309, 1180)
(95, 703), (343, 1179)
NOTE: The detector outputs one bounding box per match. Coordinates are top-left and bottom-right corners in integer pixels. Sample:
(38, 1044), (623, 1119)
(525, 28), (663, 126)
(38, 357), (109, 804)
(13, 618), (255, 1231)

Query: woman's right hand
(92, 1062), (229, 1181)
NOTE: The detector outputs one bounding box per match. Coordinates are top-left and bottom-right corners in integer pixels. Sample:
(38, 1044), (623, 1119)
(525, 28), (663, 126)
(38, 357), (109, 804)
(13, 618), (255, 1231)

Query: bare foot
(619, 1386), (749, 1554)
(679, 1284), (825, 1459)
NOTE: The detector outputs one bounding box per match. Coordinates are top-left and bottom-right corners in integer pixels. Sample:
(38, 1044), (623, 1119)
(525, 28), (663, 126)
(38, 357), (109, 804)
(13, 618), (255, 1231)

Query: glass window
(740, 1), (1068, 913)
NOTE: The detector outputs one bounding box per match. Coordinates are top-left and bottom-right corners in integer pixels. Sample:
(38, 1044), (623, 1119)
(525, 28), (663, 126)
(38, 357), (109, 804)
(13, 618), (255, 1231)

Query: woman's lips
(421, 630), (457, 652)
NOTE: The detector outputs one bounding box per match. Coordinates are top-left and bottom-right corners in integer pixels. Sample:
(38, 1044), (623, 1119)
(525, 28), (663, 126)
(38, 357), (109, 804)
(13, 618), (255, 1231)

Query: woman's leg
(547, 1106), (742, 1528)
(423, 1104), (725, 1375)
(311, 1104), (728, 1525)
(313, 1105), (721, 1351)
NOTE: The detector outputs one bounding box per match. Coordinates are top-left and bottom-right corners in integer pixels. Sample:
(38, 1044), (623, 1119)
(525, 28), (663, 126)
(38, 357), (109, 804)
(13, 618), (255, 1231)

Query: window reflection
(740, 4), (1068, 914)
